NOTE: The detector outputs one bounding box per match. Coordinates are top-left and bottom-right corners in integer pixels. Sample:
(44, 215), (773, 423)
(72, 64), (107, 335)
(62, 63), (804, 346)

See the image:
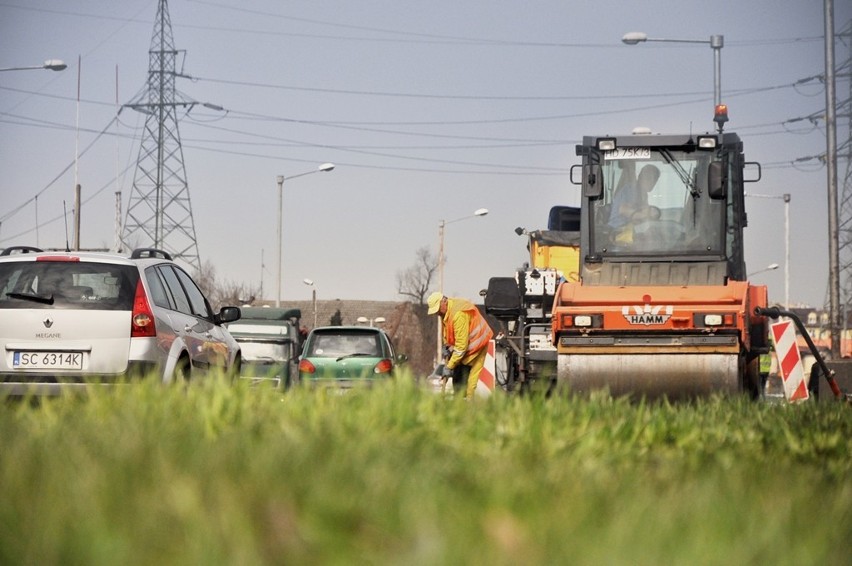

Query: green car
(298, 326), (404, 388)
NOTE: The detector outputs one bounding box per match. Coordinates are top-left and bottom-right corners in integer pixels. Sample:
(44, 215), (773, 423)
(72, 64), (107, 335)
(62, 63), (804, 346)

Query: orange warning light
(714, 104), (729, 125)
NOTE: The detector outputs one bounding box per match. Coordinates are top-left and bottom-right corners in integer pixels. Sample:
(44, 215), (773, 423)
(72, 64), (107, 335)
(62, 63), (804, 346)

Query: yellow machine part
(556, 353), (741, 399)
(530, 240), (580, 281)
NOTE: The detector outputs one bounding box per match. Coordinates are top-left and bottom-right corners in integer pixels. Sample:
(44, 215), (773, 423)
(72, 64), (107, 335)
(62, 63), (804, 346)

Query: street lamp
(746, 192), (791, 308)
(357, 316), (385, 327)
(748, 263), (779, 277)
(0, 59), (67, 72)
(275, 162), (334, 307)
(303, 278), (317, 328)
(436, 207), (489, 360)
(622, 32), (723, 115)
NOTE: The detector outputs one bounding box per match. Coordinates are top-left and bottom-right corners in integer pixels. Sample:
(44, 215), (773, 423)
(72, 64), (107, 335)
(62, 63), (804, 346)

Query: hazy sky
(2, 0), (850, 308)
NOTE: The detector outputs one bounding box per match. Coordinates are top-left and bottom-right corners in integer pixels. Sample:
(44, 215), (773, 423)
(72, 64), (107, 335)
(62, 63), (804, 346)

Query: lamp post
(436, 207), (489, 360)
(746, 192), (791, 308)
(622, 32), (723, 111)
(0, 59), (67, 72)
(275, 163), (334, 307)
(748, 263), (780, 278)
(357, 316), (385, 327)
(303, 278), (317, 328)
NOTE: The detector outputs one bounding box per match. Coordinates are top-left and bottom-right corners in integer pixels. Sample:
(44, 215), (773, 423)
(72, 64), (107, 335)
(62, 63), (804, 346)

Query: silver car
(0, 246), (241, 396)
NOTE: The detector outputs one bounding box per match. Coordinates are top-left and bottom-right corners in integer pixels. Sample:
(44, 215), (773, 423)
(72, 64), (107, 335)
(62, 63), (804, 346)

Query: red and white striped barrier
(770, 319), (809, 402)
(475, 340), (497, 397)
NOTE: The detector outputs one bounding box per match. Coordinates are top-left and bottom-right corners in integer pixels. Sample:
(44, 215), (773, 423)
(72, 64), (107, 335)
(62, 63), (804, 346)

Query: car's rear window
(0, 260), (139, 310)
(307, 330), (381, 358)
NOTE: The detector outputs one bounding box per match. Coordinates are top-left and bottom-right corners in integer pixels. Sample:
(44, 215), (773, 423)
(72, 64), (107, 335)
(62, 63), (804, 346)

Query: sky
(1, 0), (851, 308)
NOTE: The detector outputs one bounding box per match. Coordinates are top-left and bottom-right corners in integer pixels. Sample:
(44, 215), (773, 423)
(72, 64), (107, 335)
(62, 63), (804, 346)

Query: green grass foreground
(1, 375), (850, 566)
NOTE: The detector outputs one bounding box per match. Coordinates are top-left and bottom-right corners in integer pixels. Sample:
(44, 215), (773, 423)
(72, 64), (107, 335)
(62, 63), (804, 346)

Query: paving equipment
(484, 206), (581, 393)
(551, 109), (770, 399)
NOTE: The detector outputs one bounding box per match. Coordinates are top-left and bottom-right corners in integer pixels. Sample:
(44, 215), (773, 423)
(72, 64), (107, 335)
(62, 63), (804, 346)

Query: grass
(1, 374), (850, 565)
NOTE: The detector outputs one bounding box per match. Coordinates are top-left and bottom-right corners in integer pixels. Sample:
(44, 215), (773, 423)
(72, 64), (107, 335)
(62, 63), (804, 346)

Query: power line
(2, 1), (828, 49)
(0, 116), (118, 224)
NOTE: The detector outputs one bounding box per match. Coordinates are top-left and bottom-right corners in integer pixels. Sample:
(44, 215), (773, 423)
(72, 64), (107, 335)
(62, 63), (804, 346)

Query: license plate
(13, 351), (83, 370)
(604, 147), (651, 160)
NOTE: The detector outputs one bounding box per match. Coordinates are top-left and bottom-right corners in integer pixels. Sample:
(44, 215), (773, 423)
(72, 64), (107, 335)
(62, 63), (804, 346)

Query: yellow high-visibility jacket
(442, 297), (493, 370)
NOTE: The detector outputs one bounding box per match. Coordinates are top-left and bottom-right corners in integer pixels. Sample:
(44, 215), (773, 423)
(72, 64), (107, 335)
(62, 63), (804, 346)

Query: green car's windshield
(307, 331), (381, 359)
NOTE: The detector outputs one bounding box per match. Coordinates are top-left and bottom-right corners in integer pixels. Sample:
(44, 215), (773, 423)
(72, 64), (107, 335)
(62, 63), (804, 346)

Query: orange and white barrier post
(475, 340), (497, 397)
(770, 319), (809, 402)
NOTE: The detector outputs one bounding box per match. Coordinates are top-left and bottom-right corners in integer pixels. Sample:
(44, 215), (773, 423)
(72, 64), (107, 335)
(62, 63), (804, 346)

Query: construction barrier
(770, 319), (809, 402)
(474, 340), (497, 397)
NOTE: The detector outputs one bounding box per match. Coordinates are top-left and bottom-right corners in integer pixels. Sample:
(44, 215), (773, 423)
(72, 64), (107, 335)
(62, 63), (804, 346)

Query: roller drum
(557, 353), (741, 399)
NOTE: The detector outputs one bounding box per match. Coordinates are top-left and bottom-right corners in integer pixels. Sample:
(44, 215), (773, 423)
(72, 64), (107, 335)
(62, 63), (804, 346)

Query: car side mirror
(216, 306), (241, 325)
(583, 164), (603, 198)
(708, 162), (726, 199)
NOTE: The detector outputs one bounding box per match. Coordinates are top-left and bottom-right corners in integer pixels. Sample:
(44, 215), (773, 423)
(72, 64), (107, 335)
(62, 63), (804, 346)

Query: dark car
(297, 326), (404, 389)
(227, 307), (303, 389)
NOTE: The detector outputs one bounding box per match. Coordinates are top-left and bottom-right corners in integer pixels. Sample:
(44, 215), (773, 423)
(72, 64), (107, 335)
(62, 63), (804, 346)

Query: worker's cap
(427, 292), (444, 315)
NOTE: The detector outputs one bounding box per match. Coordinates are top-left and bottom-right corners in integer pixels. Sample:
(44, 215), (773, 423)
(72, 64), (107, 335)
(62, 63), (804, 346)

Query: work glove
(441, 365), (454, 378)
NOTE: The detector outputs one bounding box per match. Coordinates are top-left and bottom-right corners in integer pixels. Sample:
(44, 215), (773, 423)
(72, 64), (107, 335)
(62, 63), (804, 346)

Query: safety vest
(443, 298), (493, 357)
(759, 353), (772, 374)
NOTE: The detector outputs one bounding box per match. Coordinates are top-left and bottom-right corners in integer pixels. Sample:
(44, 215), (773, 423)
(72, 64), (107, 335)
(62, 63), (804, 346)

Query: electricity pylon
(121, 0), (200, 271)
(834, 21), (851, 327)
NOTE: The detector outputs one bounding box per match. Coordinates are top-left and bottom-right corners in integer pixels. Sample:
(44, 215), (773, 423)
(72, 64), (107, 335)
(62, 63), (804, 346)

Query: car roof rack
(130, 248), (173, 260)
(0, 246), (44, 256)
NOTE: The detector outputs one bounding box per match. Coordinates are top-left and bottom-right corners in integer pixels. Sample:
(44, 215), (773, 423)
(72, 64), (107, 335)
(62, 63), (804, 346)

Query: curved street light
(438, 208), (489, 295)
(276, 163), (335, 307)
(748, 263), (780, 277)
(0, 59), (67, 72)
(746, 192), (791, 308)
(622, 32), (723, 113)
(303, 278), (317, 328)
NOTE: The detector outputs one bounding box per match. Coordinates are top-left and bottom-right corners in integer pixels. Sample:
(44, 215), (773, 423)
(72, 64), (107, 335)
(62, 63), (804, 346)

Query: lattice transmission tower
(834, 21), (852, 315)
(121, 0), (200, 270)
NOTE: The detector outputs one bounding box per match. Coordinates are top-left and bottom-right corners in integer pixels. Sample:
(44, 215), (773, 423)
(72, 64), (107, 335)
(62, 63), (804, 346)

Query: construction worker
(609, 164), (661, 247)
(610, 164), (661, 229)
(427, 291), (494, 399)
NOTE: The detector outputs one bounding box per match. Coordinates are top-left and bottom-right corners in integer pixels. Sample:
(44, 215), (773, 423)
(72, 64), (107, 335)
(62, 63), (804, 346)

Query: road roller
(552, 107), (771, 399)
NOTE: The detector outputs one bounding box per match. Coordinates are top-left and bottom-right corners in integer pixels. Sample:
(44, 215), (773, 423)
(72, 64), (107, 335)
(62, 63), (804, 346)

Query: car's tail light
(299, 359), (316, 374)
(130, 280), (156, 338)
(374, 359), (393, 374)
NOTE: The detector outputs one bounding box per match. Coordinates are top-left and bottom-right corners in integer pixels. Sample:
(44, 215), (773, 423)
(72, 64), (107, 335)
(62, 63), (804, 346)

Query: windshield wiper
(660, 149), (700, 198)
(6, 292), (55, 305)
(336, 352), (374, 362)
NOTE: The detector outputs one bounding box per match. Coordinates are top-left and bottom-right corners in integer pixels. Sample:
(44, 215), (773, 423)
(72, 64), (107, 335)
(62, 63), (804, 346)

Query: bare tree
(193, 260), (258, 310)
(214, 281), (258, 309)
(396, 246), (438, 304)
